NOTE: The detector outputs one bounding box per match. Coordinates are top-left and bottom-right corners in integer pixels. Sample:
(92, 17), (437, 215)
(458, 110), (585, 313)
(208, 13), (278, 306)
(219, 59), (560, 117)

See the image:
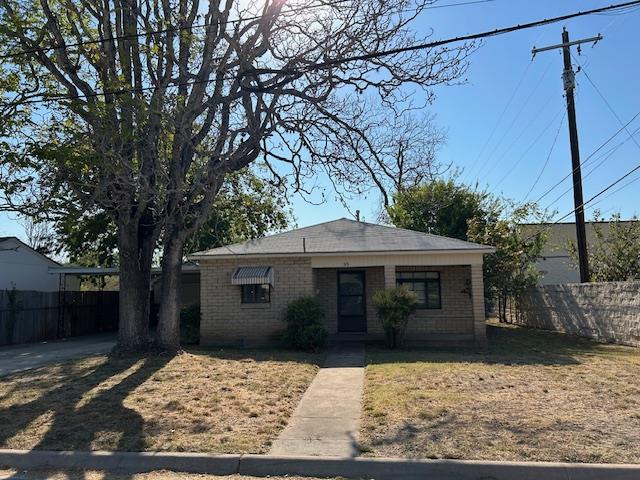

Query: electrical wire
(523, 111), (565, 201)
(247, 0), (640, 76)
(3, 0), (640, 108)
(542, 126), (640, 210)
(532, 109), (640, 204)
(552, 159), (640, 224)
(471, 58), (553, 181)
(0, 0), (499, 60)
(494, 107), (564, 188)
(573, 54), (640, 153)
(464, 59), (533, 182)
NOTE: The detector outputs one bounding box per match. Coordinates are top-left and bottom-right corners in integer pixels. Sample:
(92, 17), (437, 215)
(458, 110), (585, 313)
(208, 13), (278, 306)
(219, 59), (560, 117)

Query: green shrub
(284, 297), (328, 351)
(180, 304), (200, 345)
(372, 287), (418, 349)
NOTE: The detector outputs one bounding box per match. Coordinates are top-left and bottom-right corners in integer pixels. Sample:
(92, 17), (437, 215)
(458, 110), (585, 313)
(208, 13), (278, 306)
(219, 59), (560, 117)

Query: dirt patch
(361, 322), (640, 463)
(0, 349), (320, 454)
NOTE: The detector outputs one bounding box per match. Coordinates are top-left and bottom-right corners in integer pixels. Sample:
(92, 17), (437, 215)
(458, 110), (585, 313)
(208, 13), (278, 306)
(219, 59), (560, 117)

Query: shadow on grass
(366, 323), (618, 367)
(189, 346), (324, 366)
(0, 354), (169, 480)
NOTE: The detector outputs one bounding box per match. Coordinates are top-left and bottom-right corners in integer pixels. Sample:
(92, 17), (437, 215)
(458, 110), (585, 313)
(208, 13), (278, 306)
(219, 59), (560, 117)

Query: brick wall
(314, 265), (475, 341)
(518, 282), (640, 347)
(397, 265), (475, 339)
(200, 258), (480, 346)
(200, 257), (313, 346)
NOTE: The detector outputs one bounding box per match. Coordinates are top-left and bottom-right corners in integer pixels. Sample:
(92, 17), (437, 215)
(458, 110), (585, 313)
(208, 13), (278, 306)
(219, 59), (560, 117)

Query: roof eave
(188, 247), (495, 261)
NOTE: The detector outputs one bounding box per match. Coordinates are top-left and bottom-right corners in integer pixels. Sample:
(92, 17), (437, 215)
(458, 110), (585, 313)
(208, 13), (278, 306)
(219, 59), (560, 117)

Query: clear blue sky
(1, 0), (639, 239)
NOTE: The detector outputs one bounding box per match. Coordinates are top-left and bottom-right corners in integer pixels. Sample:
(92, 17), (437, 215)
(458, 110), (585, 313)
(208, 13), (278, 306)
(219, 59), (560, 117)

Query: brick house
(190, 218), (494, 346)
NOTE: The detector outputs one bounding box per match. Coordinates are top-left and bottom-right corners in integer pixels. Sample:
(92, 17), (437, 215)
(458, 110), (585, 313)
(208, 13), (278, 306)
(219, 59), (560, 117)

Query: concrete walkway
(270, 344), (365, 457)
(0, 334), (116, 377)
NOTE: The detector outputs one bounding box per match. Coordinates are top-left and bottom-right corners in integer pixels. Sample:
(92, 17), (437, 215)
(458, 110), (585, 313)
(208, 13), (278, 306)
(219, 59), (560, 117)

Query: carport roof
(189, 218), (494, 259)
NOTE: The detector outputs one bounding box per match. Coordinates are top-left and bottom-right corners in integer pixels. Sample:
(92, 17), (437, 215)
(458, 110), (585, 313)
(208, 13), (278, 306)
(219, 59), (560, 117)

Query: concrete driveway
(0, 334), (116, 377)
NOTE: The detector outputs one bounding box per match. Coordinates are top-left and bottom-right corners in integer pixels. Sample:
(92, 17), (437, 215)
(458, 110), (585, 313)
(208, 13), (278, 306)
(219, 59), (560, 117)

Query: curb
(0, 450), (239, 476)
(2, 449), (640, 479)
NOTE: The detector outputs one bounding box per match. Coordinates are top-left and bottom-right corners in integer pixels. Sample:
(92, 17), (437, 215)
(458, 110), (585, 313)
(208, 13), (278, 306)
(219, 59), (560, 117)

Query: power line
(523, 158), (640, 243)
(523, 111), (565, 201)
(586, 173), (640, 211)
(472, 59), (554, 181)
(573, 55), (640, 153)
(542, 126), (640, 210)
(553, 159), (640, 224)
(247, 0), (640, 76)
(3, 0), (640, 107)
(532, 109), (640, 204)
(464, 59), (533, 182)
(494, 107), (564, 188)
(480, 89), (558, 181)
(0, 0), (499, 61)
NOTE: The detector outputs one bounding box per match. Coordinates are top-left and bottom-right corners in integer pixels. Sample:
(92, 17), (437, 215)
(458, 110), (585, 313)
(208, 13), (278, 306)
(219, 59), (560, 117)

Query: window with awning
(232, 266), (273, 304)
(231, 266), (274, 286)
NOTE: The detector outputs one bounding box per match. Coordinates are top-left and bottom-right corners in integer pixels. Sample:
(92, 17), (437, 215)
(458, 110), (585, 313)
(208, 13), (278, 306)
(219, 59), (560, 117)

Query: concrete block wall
(518, 282), (640, 347)
(200, 257), (313, 346)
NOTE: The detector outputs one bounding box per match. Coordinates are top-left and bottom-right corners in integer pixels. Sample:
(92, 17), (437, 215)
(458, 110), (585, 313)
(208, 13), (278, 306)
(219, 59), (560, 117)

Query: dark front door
(337, 271), (367, 333)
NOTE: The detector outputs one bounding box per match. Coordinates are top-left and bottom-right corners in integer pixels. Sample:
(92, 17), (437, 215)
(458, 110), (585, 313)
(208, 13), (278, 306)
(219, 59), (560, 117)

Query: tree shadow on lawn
(189, 346), (324, 366)
(0, 354), (169, 480)
(366, 323), (616, 367)
(361, 409), (594, 462)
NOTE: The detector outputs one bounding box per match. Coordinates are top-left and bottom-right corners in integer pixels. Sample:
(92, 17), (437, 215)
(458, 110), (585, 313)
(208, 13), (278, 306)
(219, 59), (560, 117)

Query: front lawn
(0, 349), (320, 453)
(361, 322), (640, 463)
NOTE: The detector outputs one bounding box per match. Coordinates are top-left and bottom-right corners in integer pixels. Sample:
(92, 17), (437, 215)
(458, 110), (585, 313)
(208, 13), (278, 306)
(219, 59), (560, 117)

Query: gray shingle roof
(190, 218), (493, 258)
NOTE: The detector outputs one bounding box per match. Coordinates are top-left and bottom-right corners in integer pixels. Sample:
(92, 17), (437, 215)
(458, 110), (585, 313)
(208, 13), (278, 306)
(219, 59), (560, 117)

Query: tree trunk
(157, 235), (185, 352)
(116, 222), (155, 354)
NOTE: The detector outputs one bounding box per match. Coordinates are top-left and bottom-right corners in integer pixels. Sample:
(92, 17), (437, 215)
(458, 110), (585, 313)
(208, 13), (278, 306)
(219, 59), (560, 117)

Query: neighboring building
(524, 220), (639, 285)
(0, 236), (80, 292)
(190, 218), (494, 347)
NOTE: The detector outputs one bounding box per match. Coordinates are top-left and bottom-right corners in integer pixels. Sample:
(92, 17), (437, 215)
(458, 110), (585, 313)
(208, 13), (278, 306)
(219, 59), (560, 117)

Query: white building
(0, 236), (80, 292)
(523, 221), (639, 285)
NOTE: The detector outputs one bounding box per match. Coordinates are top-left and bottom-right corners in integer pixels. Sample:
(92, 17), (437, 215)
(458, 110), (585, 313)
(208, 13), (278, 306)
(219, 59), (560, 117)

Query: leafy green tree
(0, 0), (473, 352)
(468, 204), (548, 322)
(386, 179), (497, 240)
(568, 213), (640, 282)
(53, 169), (290, 267)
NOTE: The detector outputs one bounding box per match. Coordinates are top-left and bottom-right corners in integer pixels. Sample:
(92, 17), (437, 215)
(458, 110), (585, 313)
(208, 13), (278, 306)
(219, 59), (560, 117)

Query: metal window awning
(231, 266), (273, 285)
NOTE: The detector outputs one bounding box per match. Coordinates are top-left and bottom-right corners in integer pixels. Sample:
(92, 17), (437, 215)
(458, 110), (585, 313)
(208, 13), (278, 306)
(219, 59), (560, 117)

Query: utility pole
(532, 28), (602, 283)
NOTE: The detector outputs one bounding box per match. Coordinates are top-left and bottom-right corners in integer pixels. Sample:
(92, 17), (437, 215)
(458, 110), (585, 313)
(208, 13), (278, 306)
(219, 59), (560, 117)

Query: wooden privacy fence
(0, 290), (119, 346)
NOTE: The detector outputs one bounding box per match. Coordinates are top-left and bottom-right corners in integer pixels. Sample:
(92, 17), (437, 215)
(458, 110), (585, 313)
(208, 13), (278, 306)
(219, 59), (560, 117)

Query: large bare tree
(0, 0), (473, 352)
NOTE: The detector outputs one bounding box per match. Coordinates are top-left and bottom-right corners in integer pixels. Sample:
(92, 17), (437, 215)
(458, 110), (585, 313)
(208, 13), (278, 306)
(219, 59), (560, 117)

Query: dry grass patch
(0, 349), (320, 453)
(0, 469), (340, 479)
(361, 323), (640, 463)
(0, 469), (339, 480)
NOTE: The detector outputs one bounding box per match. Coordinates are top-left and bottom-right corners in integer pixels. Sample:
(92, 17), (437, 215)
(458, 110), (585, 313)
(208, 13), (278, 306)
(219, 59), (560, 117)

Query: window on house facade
(231, 266), (273, 304)
(396, 271), (441, 309)
(241, 283), (271, 303)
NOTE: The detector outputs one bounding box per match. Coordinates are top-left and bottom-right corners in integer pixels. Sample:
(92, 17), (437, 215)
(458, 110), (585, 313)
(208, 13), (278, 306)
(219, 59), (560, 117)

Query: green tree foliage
(53, 169), (290, 267)
(386, 179), (497, 240)
(372, 286), (418, 349)
(468, 204), (548, 322)
(568, 213), (640, 282)
(0, 0), (473, 352)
